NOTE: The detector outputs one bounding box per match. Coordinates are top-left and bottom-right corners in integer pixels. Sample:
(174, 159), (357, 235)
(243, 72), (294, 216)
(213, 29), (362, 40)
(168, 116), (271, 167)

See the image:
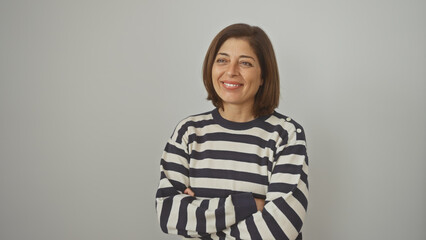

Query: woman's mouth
(222, 81), (243, 90)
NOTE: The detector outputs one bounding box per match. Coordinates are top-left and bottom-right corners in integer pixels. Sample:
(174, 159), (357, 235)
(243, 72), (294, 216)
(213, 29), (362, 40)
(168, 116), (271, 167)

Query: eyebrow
(217, 52), (256, 61)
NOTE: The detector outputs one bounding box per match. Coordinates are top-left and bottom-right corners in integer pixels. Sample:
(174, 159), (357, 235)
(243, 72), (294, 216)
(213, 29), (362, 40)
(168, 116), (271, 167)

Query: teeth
(224, 83), (240, 87)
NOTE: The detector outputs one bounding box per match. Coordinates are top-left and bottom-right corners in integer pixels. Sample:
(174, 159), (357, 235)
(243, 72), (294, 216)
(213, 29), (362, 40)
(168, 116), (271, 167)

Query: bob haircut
(203, 23), (280, 117)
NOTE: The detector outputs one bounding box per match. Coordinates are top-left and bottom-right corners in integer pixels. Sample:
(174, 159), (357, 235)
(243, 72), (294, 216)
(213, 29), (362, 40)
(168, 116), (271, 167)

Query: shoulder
(266, 111), (306, 142)
(270, 111), (305, 131)
(174, 110), (215, 130)
(169, 110), (215, 143)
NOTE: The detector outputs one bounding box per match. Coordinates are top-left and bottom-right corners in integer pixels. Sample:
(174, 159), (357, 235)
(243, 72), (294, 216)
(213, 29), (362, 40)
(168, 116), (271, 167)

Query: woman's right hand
(254, 198), (265, 212)
(184, 187), (195, 197)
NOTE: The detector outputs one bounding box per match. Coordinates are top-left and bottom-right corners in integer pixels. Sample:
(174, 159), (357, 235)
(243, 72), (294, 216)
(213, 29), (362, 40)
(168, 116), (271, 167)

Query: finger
(187, 189), (195, 197)
(184, 188), (195, 197)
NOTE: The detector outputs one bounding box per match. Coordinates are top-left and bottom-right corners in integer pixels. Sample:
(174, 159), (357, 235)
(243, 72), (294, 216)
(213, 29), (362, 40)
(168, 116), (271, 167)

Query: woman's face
(212, 38), (263, 110)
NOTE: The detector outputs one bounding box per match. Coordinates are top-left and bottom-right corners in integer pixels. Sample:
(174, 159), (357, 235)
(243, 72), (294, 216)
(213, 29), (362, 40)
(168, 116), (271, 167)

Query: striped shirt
(155, 109), (309, 240)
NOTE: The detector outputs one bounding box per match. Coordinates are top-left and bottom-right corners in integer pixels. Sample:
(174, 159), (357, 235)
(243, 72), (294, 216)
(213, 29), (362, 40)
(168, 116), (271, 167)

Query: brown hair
(203, 23), (280, 117)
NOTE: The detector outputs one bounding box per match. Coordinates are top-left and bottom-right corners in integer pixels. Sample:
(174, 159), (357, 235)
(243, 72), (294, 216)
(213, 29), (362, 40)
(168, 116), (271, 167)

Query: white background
(1, 0), (425, 239)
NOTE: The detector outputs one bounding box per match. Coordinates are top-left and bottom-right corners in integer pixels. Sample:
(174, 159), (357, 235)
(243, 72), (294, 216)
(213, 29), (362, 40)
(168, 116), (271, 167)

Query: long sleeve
(155, 111), (309, 239)
(155, 133), (258, 238)
(218, 126), (309, 240)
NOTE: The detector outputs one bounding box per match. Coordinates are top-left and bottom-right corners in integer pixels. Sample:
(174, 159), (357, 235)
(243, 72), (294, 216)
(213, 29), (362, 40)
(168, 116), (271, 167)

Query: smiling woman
(155, 23), (308, 240)
(203, 24), (280, 120)
(211, 38), (263, 121)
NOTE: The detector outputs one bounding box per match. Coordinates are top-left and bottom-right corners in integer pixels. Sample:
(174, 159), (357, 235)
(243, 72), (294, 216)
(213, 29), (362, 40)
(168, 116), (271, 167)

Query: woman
(155, 23), (308, 240)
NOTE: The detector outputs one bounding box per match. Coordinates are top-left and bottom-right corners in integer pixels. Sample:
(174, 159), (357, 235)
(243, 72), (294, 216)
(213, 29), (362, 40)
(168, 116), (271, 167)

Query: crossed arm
(184, 187), (266, 212)
(155, 131), (308, 239)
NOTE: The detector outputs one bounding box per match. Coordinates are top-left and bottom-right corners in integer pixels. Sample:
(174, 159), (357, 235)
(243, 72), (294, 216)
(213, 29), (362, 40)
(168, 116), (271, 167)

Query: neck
(219, 103), (255, 122)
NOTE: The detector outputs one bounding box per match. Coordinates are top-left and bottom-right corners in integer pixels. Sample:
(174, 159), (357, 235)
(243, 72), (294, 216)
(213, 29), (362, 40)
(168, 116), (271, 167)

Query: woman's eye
(241, 61), (253, 67)
(216, 58), (227, 63)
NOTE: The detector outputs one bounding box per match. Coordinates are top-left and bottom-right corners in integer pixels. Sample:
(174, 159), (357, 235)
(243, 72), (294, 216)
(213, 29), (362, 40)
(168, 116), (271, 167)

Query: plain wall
(1, 0), (425, 239)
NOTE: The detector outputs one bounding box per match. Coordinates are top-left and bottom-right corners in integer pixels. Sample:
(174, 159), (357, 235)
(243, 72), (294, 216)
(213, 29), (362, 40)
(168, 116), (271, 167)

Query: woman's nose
(227, 61), (239, 77)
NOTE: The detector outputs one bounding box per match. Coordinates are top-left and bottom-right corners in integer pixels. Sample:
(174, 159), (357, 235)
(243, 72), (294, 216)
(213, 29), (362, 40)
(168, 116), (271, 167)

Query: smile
(221, 81), (243, 89)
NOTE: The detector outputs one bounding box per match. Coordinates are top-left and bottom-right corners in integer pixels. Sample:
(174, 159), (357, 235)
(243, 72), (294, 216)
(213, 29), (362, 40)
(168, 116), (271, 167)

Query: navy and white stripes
(156, 109), (308, 239)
